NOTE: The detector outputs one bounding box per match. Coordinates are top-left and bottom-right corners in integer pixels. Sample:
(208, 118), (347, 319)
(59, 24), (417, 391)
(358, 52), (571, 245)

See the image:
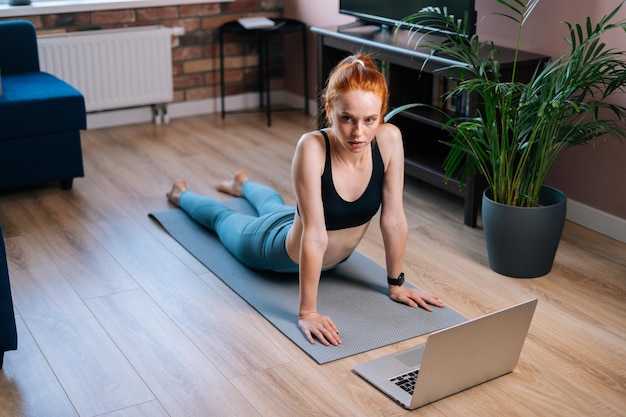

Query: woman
(167, 54), (444, 346)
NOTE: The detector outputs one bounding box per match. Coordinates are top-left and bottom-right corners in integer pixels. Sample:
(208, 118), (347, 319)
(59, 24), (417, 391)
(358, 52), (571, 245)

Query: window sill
(0, 0), (231, 18)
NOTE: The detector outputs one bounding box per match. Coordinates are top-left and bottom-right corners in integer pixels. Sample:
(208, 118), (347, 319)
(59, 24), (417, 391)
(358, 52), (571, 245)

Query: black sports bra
(319, 130), (384, 230)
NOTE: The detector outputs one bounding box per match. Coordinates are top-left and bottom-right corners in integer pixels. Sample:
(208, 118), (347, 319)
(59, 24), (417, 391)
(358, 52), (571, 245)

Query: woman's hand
(389, 285), (444, 312)
(298, 312), (342, 346)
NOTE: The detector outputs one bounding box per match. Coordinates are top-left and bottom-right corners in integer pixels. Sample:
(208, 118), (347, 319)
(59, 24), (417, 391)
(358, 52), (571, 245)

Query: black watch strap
(387, 272), (405, 286)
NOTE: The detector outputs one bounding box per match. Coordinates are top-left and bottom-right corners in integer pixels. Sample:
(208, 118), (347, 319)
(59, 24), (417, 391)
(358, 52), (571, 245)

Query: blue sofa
(0, 20), (86, 191)
(0, 224), (17, 368)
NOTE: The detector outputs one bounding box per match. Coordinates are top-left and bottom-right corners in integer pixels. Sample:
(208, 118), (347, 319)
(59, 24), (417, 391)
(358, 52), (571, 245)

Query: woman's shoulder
(375, 123), (403, 152)
(376, 123), (402, 141)
(293, 130), (327, 167)
(296, 130), (327, 151)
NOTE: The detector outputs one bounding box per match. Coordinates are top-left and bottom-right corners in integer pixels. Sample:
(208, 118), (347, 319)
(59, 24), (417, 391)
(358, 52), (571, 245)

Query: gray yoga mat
(149, 199), (466, 364)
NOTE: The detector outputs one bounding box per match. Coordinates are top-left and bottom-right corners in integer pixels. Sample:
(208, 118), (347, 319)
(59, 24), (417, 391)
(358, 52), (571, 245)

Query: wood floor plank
(86, 288), (261, 417)
(87, 216), (292, 378)
(96, 401), (169, 417)
(230, 362), (381, 417)
(11, 192), (140, 301)
(4, 233), (155, 417)
(0, 314), (79, 417)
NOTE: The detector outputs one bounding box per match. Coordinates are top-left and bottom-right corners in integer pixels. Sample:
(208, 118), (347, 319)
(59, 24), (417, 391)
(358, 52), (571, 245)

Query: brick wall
(1, 1), (284, 104)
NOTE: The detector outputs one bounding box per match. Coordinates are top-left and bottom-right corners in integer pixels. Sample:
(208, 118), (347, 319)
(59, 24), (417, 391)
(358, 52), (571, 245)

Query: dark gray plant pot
(482, 185), (567, 278)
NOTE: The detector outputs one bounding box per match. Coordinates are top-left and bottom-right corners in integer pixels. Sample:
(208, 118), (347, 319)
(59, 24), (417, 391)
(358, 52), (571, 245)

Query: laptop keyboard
(389, 369), (420, 395)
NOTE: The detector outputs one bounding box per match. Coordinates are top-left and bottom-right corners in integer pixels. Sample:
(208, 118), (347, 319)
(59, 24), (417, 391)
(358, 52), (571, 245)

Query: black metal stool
(219, 18), (309, 127)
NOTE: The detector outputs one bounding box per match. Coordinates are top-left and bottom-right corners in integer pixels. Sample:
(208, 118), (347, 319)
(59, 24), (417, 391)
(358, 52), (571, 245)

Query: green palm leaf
(393, 0), (626, 207)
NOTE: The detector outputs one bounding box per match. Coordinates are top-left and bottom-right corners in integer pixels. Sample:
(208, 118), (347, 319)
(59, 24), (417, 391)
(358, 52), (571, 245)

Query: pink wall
(283, 0), (351, 107)
(286, 0), (626, 220)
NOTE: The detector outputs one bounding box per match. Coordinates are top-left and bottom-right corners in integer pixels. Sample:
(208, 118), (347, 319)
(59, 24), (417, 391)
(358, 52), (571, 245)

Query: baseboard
(566, 199), (626, 244)
(86, 90), (317, 130)
(87, 107), (155, 129)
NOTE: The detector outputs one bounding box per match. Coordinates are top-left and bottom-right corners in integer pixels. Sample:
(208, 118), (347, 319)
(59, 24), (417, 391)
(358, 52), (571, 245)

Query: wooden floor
(0, 112), (624, 417)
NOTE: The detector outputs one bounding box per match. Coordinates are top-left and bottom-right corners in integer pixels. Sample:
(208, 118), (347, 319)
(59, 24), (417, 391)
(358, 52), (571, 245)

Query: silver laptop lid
(410, 298), (538, 408)
(353, 299), (538, 410)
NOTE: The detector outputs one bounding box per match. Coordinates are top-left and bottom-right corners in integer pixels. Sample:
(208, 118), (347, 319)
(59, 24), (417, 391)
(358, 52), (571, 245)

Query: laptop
(353, 298), (538, 410)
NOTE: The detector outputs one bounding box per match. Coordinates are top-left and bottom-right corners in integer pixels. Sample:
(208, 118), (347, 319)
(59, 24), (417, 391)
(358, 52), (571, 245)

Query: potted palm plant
(390, 0), (626, 277)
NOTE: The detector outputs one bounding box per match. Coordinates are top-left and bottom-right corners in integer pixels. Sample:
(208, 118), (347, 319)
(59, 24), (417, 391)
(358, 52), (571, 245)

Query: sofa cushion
(0, 20), (40, 75)
(0, 72), (86, 141)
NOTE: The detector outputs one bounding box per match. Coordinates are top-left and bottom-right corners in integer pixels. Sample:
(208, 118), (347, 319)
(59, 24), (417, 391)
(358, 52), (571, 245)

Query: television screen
(339, 0), (476, 36)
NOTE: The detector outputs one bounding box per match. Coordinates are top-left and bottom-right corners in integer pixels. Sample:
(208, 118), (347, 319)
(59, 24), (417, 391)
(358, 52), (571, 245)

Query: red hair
(322, 54), (389, 125)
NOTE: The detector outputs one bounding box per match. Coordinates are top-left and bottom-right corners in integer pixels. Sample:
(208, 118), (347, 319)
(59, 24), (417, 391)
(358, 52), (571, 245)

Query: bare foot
(166, 179), (187, 206)
(215, 170), (248, 197)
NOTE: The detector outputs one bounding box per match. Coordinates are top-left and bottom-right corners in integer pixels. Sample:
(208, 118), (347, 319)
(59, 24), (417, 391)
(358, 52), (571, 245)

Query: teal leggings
(178, 181), (299, 273)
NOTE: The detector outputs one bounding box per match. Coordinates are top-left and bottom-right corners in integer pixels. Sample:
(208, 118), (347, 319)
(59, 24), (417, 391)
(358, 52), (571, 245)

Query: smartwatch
(387, 272), (405, 286)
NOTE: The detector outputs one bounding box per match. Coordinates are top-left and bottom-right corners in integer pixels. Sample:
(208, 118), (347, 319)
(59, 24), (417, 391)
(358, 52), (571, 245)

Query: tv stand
(311, 25), (548, 227)
(337, 20), (396, 34)
(337, 20), (372, 31)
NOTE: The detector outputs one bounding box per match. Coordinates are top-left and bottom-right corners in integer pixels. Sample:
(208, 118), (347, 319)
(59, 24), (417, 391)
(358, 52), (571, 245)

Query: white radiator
(38, 26), (173, 122)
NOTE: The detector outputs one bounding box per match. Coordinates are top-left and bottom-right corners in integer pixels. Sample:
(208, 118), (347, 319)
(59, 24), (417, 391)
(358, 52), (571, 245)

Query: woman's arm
(291, 132), (342, 346)
(378, 124), (444, 311)
(378, 124), (408, 279)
